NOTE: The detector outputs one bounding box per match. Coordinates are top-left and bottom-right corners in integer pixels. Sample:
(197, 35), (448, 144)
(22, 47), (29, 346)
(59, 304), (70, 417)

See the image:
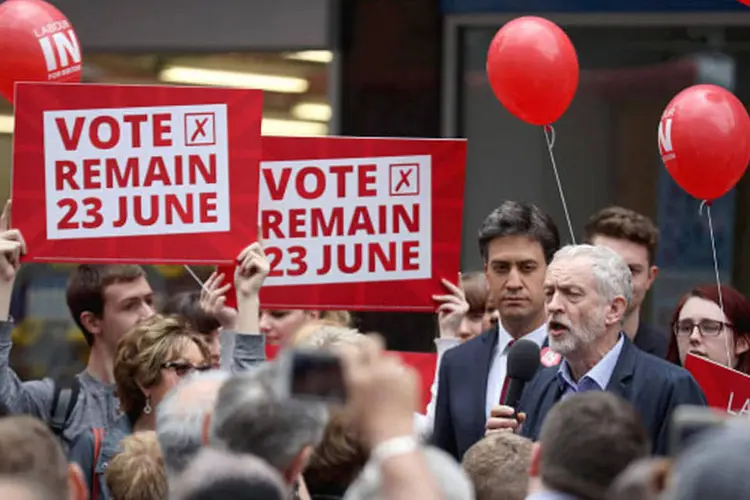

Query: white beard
(549, 308), (606, 357)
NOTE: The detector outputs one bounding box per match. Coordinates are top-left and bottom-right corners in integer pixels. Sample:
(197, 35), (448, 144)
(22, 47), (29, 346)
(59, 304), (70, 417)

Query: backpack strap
(91, 427), (105, 500)
(49, 377), (80, 439)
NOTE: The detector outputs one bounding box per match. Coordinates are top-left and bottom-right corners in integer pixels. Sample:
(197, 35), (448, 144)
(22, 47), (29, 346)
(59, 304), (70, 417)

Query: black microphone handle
(502, 378), (526, 410)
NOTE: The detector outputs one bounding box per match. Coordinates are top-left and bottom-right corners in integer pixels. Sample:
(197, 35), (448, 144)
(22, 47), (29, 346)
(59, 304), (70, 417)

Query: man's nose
(546, 292), (563, 313)
(141, 302), (156, 318)
(505, 268), (523, 289)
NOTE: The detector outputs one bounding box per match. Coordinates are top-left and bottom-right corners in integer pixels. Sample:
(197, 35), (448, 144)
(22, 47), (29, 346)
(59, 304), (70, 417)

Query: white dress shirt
(485, 322), (547, 417)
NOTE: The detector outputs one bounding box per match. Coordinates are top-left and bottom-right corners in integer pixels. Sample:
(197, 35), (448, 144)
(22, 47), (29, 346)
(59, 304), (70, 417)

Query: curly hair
(114, 315), (211, 423)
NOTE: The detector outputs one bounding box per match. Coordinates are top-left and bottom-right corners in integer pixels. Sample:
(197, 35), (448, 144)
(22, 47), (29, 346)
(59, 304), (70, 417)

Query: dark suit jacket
(431, 326), (549, 460)
(633, 322), (669, 358)
(518, 336), (707, 455)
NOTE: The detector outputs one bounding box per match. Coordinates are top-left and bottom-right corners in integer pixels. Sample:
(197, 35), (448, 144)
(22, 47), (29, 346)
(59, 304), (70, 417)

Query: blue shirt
(557, 334), (625, 396)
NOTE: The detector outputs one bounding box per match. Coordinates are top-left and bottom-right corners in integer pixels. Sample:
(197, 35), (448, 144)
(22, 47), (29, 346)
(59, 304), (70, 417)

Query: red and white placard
(685, 353), (750, 416)
(12, 82), (262, 264)
(222, 135), (466, 312)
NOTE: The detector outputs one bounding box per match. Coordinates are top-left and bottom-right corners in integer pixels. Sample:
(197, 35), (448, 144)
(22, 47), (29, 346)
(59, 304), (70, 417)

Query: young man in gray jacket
(0, 221), (268, 447)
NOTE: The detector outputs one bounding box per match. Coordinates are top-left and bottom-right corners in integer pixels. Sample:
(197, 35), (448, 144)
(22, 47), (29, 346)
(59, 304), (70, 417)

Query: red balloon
(0, 0), (82, 104)
(658, 84), (750, 201)
(486, 16), (579, 126)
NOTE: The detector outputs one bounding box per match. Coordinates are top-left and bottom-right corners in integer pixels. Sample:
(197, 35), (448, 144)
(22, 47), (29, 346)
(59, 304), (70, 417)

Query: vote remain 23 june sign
(12, 83), (263, 264)
(222, 135), (467, 311)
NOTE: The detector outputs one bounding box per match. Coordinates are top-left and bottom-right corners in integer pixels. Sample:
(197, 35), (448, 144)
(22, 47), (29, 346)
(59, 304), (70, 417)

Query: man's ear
(606, 296), (628, 327)
(529, 442), (542, 478)
(647, 265), (659, 290)
(79, 311), (102, 337)
(283, 445), (313, 485)
(68, 463), (89, 500)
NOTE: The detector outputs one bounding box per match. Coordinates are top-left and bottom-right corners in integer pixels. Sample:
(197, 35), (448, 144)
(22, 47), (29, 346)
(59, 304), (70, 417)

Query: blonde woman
(69, 315), (212, 500)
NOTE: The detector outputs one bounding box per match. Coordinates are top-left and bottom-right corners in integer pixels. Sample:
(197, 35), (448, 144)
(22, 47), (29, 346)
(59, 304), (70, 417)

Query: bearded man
(484, 244), (706, 455)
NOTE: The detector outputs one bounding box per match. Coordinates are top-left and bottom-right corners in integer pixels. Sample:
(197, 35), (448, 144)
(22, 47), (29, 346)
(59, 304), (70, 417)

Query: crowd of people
(0, 200), (747, 500)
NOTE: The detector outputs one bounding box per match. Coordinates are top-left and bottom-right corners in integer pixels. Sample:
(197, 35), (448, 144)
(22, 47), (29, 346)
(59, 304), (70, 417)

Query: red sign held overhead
(222, 135), (467, 312)
(685, 353), (750, 416)
(12, 83), (263, 264)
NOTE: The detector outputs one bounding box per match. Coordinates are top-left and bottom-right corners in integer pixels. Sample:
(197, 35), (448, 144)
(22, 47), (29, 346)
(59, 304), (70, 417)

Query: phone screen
(290, 351), (347, 404)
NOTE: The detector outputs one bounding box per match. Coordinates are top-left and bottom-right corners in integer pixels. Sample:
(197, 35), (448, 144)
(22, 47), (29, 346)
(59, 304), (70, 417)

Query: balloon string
(699, 201), (731, 365)
(184, 265), (207, 291)
(544, 125), (576, 244)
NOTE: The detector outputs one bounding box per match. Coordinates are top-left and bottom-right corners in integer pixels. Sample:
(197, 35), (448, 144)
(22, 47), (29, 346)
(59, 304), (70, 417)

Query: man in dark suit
(486, 244), (706, 455)
(584, 206), (668, 358)
(432, 201), (560, 460)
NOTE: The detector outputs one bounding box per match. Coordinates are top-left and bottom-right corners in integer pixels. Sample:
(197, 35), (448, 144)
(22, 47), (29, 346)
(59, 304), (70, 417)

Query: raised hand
(234, 242), (270, 300)
(431, 275), (470, 339)
(200, 271), (238, 330)
(0, 201), (24, 282)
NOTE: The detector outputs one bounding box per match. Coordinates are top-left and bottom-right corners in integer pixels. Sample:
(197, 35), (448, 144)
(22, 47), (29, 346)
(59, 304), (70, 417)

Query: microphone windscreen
(507, 339), (542, 382)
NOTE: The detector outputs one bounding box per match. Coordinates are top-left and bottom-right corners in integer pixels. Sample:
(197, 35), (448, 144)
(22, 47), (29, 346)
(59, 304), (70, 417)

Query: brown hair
(114, 315), (211, 422)
(462, 433), (532, 500)
(584, 206), (659, 264)
(461, 271), (490, 314)
(667, 284), (750, 375)
(105, 431), (167, 500)
(0, 416), (69, 497)
(66, 264), (146, 346)
(304, 408), (368, 494)
(540, 392), (650, 500)
(162, 291), (221, 335)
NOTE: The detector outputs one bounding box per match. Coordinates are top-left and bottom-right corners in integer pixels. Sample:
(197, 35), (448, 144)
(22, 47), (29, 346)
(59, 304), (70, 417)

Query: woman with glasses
(666, 284), (750, 374)
(69, 314), (212, 500)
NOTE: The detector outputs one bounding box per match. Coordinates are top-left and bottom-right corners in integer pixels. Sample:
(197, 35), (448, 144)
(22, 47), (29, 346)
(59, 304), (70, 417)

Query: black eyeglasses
(162, 361), (212, 377)
(674, 319), (731, 338)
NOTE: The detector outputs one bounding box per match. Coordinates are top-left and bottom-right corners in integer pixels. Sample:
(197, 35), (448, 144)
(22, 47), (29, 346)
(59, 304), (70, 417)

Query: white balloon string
(699, 201), (731, 365)
(544, 125), (576, 244)
(183, 265), (207, 291)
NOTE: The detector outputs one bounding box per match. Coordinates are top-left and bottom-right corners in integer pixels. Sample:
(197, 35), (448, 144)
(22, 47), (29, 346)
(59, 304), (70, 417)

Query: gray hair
(664, 421), (750, 500)
(345, 446), (475, 500)
(156, 369), (231, 479)
(552, 244), (633, 307)
(169, 448), (288, 500)
(209, 362), (328, 473)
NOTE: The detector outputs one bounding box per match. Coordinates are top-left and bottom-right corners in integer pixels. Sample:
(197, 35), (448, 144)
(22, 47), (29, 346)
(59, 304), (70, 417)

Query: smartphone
(275, 348), (347, 405)
(669, 405), (730, 456)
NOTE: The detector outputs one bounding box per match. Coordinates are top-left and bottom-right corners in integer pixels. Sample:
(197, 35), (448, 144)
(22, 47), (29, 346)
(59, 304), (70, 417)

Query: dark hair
(477, 201), (560, 264)
(163, 291), (221, 335)
(667, 284), (750, 375)
(66, 264), (146, 346)
(539, 392), (651, 500)
(183, 478), (283, 500)
(584, 206), (659, 264)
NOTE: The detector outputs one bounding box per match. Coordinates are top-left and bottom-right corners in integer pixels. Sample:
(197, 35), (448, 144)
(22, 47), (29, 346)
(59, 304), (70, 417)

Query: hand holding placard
(235, 242), (270, 301)
(200, 272), (237, 331)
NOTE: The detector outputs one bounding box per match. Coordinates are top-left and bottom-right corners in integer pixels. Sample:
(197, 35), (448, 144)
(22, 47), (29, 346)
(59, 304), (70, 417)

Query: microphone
(502, 339), (542, 409)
